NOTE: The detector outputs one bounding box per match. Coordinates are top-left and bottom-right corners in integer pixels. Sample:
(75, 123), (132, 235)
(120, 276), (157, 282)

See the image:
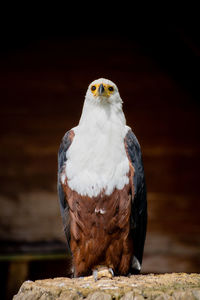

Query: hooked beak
(98, 84), (105, 95)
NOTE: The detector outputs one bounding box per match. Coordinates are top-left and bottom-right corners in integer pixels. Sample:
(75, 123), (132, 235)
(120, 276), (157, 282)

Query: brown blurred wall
(0, 18), (200, 276)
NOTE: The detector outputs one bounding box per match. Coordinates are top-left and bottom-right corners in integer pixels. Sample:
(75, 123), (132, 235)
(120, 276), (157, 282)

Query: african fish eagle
(58, 78), (147, 279)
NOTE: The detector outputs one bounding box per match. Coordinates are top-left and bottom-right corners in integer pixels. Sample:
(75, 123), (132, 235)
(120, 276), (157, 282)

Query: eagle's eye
(91, 85), (96, 91)
(108, 86), (114, 92)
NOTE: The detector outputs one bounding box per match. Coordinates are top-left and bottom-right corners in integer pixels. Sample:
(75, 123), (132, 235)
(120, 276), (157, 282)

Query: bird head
(79, 78), (126, 127)
(85, 78), (123, 106)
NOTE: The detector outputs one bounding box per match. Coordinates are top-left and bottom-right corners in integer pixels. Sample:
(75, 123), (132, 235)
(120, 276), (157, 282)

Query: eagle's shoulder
(58, 129), (75, 170)
(125, 127), (141, 154)
(57, 128), (75, 214)
(124, 126), (145, 197)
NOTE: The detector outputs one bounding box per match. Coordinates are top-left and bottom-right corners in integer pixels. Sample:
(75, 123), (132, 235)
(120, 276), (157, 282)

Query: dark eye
(108, 86), (114, 91)
(91, 85), (96, 91)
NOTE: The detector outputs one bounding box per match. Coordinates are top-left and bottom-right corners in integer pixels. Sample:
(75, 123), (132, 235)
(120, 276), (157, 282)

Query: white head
(85, 78), (123, 107)
(79, 78), (125, 127)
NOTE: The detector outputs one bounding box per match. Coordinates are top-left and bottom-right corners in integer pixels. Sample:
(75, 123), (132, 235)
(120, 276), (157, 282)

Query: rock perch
(13, 273), (200, 299)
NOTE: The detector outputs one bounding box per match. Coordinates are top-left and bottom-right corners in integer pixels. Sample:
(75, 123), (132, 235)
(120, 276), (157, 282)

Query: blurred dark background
(0, 5), (200, 299)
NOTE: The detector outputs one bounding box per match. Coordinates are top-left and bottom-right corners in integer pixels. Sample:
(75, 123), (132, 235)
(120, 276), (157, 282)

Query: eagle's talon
(93, 270), (98, 282)
(92, 266), (114, 281)
(108, 268), (114, 277)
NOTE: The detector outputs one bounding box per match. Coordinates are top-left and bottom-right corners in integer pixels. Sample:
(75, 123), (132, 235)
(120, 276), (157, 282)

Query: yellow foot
(92, 266), (114, 281)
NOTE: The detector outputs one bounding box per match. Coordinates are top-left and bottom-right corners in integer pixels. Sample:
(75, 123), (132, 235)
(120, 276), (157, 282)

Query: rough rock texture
(13, 273), (200, 299)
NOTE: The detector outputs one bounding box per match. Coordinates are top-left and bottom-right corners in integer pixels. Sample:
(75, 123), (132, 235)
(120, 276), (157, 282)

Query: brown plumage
(61, 147), (135, 276)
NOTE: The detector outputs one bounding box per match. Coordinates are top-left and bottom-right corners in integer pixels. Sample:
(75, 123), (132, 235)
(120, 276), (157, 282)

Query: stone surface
(13, 273), (200, 299)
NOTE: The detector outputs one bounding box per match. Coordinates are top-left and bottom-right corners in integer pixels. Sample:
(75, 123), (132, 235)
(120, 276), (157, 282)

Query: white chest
(62, 103), (130, 197)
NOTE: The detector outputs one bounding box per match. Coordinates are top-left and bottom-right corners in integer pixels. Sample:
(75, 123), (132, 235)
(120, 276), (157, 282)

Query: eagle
(58, 78), (147, 279)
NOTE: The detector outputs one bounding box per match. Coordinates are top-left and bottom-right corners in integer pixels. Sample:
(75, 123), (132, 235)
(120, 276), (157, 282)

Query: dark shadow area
(0, 5), (199, 300)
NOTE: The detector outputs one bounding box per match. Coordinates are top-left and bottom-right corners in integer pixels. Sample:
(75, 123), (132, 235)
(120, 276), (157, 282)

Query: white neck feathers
(64, 95), (130, 197)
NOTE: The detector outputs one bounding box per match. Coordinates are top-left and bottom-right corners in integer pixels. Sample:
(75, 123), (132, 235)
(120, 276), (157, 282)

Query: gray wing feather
(57, 130), (73, 254)
(125, 129), (147, 272)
